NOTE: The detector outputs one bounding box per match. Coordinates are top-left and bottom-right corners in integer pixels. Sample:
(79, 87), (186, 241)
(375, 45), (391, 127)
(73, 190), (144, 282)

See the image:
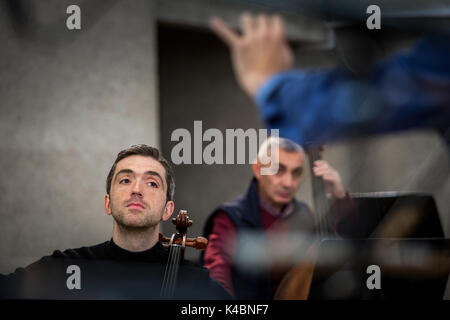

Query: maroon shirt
(203, 194), (357, 298)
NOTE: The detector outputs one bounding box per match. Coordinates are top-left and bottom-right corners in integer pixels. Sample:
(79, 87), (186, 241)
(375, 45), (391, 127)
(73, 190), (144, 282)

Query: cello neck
(159, 210), (196, 299)
(160, 242), (184, 299)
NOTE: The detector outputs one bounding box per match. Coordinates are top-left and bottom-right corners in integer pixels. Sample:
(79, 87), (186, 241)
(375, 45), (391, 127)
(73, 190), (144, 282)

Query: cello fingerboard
(160, 244), (183, 299)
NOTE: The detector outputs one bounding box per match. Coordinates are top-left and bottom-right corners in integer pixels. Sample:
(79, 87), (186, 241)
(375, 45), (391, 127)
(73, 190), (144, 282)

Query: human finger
(313, 161), (330, 171)
(210, 16), (240, 47)
(241, 12), (256, 37)
(272, 14), (285, 37)
(256, 14), (269, 35)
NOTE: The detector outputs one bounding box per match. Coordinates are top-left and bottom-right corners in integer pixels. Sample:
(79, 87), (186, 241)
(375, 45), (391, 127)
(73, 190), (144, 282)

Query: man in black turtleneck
(0, 145), (230, 300)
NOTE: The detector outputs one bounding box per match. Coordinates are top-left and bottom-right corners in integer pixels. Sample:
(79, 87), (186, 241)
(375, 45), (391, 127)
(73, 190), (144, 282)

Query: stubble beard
(110, 201), (163, 231)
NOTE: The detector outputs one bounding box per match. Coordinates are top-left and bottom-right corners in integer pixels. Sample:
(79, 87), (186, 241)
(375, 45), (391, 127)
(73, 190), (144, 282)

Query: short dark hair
(106, 145), (175, 202)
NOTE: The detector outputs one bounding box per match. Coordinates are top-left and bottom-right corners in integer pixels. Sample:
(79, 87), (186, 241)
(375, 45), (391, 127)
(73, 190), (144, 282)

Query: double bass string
(309, 146), (331, 239)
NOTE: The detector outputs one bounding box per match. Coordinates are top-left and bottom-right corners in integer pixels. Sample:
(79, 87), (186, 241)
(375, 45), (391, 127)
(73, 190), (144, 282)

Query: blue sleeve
(255, 33), (450, 146)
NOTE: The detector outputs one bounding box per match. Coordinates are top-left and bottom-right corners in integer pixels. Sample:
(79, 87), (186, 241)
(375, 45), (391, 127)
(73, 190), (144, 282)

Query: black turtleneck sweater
(0, 239), (230, 300)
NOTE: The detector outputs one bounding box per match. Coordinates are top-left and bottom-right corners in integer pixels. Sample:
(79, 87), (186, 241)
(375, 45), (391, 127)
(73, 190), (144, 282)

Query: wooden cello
(274, 145), (332, 299)
(158, 210), (208, 299)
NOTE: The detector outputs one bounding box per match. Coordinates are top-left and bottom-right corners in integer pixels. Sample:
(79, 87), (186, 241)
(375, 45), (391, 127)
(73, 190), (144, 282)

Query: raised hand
(312, 160), (347, 199)
(210, 13), (294, 98)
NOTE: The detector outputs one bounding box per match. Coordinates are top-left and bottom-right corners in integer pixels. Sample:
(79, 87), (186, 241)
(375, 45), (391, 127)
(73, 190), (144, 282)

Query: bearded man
(0, 145), (229, 299)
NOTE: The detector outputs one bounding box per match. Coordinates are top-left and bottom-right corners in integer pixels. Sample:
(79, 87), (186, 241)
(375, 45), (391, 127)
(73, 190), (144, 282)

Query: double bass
(158, 210), (208, 299)
(274, 145), (332, 299)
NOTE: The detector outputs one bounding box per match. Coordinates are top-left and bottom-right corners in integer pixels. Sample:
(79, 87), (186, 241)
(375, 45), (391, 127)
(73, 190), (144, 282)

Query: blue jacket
(256, 33), (450, 146)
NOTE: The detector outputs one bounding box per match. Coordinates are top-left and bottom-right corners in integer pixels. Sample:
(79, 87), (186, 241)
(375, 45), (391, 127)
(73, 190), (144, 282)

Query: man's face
(104, 155), (173, 229)
(254, 149), (303, 209)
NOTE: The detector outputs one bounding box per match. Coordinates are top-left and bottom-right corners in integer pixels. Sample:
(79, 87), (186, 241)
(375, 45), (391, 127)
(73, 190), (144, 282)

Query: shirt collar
(259, 196), (295, 218)
(107, 238), (168, 262)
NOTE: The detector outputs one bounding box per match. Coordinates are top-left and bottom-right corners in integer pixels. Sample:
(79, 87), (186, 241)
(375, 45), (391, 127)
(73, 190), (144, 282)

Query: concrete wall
(0, 0), (158, 274)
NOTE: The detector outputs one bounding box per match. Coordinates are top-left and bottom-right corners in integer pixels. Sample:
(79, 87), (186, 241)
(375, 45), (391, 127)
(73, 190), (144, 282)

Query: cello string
(169, 245), (179, 297)
(160, 212), (193, 299)
(173, 246), (181, 297)
(168, 246), (181, 297)
(173, 246), (182, 296)
(167, 245), (181, 298)
(171, 247), (179, 296)
(165, 245), (176, 298)
(162, 245), (171, 296)
(161, 244), (176, 298)
(160, 246), (170, 298)
(166, 245), (178, 298)
(166, 246), (177, 297)
(160, 245), (173, 298)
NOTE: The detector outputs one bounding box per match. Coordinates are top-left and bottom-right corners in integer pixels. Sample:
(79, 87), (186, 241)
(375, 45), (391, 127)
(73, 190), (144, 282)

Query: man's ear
(252, 162), (261, 180)
(104, 194), (112, 215)
(162, 200), (175, 221)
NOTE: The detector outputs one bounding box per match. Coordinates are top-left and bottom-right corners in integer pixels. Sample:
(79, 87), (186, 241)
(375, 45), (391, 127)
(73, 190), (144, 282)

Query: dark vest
(202, 178), (317, 300)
